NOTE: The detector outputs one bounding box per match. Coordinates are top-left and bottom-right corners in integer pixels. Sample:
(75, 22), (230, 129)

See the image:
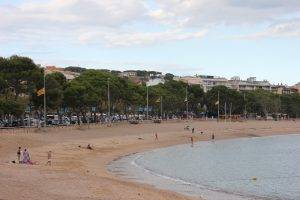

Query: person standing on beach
(46, 151), (52, 166)
(191, 136), (194, 147)
(212, 133), (215, 140)
(22, 149), (31, 164)
(155, 133), (158, 141)
(17, 147), (21, 163)
(192, 128), (195, 134)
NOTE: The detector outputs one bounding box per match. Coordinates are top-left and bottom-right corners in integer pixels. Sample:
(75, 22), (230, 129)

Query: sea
(108, 134), (300, 200)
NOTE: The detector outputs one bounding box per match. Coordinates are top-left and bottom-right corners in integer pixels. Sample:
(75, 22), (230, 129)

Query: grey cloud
(151, 0), (300, 27)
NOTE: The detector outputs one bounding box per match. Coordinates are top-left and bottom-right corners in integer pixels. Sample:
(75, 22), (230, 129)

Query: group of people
(154, 126), (215, 148)
(16, 147), (33, 164)
(15, 147), (52, 165)
(188, 127), (215, 147)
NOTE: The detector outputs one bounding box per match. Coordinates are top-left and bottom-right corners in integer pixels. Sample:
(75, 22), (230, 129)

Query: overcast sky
(0, 0), (299, 85)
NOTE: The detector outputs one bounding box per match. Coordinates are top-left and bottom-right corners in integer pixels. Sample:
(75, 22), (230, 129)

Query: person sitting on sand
(17, 147), (22, 163)
(87, 144), (93, 150)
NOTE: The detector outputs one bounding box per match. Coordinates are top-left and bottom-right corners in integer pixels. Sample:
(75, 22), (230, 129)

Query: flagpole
(146, 85), (149, 120)
(244, 93), (247, 120)
(217, 91), (220, 122)
(230, 102), (232, 123)
(160, 96), (163, 119)
(107, 78), (111, 125)
(43, 68), (46, 128)
(225, 101), (227, 123)
(186, 86), (188, 120)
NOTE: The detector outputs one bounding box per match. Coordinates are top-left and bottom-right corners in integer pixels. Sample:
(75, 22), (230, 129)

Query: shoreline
(1, 120), (300, 200)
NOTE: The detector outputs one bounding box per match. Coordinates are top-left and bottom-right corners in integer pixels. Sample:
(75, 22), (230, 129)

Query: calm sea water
(108, 134), (300, 200)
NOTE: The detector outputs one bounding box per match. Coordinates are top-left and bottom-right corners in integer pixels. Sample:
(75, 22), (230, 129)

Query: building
(45, 66), (79, 80)
(272, 85), (298, 95)
(119, 70), (137, 77)
(229, 77), (272, 92)
(173, 76), (203, 86)
(293, 83), (300, 93)
(199, 75), (229, 92)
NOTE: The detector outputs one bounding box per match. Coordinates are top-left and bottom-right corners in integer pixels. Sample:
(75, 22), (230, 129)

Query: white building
(146, 78), (165, 86)
(199, 75), (229, 92)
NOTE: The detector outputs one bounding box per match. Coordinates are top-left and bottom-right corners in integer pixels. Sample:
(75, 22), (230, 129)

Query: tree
(64, 81), (90, 124)
(206, 86), (243, 117)
(164, 73), (174, 81)
(65, 66), (86, 73)
(0, 55), (41, 100)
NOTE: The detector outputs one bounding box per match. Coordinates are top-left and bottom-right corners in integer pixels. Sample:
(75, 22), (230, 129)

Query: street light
(146, 85), (149, 120)
(107, 78), (111, 124)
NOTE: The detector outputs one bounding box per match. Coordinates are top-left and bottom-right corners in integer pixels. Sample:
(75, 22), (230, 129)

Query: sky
(0, 0), (300, 85)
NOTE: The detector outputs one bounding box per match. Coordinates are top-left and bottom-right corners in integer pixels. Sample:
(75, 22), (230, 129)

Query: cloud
(0, 0), (300, 48)
(150, 0), (300, 27)
(78, 29), (207, 47)
(232, 19), (300, 39)
(0, 0), (208, 47)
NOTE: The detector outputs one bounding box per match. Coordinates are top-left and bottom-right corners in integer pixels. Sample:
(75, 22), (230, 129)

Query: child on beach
(17, 147), (21, 163)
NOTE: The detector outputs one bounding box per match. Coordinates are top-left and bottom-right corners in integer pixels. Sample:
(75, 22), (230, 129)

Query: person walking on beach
(191, 136), (194, 147)
(192, 128), (195, 134)
(155, 132), (158, 141)
(212, 133), (215, 140)
(17, 147), (21, 163)
(46, 151), (52, 166)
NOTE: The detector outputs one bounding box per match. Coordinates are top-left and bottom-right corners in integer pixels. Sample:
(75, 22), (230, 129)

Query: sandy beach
(1, 120), (300, 200)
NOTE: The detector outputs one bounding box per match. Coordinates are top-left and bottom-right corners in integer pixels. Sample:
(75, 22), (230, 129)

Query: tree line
(0, 55), (300, 126)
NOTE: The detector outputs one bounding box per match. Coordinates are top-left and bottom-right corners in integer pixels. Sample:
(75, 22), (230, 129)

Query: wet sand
(1, 120), (300, 200)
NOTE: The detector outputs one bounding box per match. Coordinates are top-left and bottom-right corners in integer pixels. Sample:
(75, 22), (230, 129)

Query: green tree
(0, 55), (40, 99)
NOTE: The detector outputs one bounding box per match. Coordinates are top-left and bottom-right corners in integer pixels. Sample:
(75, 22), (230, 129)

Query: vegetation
(0, 55), (299, 126)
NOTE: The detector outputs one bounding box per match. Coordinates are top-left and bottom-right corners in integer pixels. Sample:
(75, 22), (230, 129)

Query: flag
(215, 101), (219, 105)
(37, 88), (45, 96)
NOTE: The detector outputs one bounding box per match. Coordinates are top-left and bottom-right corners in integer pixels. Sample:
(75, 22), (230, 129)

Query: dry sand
(1, 120), (300, 200)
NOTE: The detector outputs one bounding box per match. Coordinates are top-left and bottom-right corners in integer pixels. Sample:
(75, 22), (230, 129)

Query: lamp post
(146, 85), (149, 120)
(186, 86), (188, 120)
(43, 68), (47, 127)
(107, 78), (111, 124)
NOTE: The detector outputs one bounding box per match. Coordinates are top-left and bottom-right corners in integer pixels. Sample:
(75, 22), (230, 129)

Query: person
(17, 147), (21, 163)
(212, 133), (215, 140)
(192, 128), (195, 134)
(22, 149), (31, 164)
(87, 144), (93, 150)
(190, 136), (194, 147)
(46, 151), (52, 166)
(155, 132), (158, 141)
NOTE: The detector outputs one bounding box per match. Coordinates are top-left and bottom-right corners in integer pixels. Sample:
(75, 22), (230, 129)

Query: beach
(1, 120), (300, 200)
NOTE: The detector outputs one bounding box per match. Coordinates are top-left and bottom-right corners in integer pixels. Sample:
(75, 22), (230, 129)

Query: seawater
(108, 134), (300, 200)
